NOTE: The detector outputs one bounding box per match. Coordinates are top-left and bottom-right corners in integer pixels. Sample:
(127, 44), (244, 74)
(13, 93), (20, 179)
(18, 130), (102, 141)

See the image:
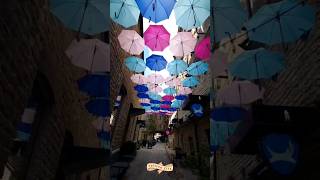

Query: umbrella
(139, 98), (150, 104)
(85, 98), (110, 117)
(245, 0), (316, 45)
(125, 56), (146, 73)
(150, 100), (161, 104)
(146, 55), (167, 71)
(92, 117), (110, 131)
(151, 106), (160, 111)
(216, 81), (265, 105)
(177, 87), (192, 95)
(137, 93), (149, 99)
(78, 74), (110, 97)
(166, 59), (188, 76)
(144, 25), (170, 51)
(162, 95), (174, 101)
(147, 74), (165, 84)
(174, 0), (210, 30)
(149, 85), (163, 93)
(229, 48), (285, 80)
(148, 92), (162, 100)
(134, 85), (149, 93)
(66, 39), (110, 72)
(186, 61), (209, 76)
(163, 87), (177, 95)
(182, 76), (199, 87)
(211, 106), (247, 122)
(170, 32), (197, 57)
(209, 50), (228, 78)
(175, 95), (187, 100)
(195, 36), (211, 60)
(161, 101), (172, 105)
(160, 104), (171, 109)
(118, 30), (144, 55)
(211, 0), (247, 43)
(110, 0), (140, 28)
(165, 77), (182, 87)
(171, 100), (184, 108)
(140, 103), (151, 107)
(150, 104), (161, 108)
(50, 0), (110, 35)
(136, 0), (176, 23)
(130, 74), (148, 84)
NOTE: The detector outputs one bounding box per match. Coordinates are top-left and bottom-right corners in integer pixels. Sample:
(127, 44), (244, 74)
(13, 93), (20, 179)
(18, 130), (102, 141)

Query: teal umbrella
(174, 0), (210, 30)
(147, 92), (162, 100)
(164, 87), (177, 95)
(171, 100), (184, 108)
(166, 59), (188, 76)
(229, 48), (285, 80)
(50, 0), (110, 35)
(182, 76), (199, 87)
(124, 56), (146, 73)
(110, 0), (140, 28)
(186, 61), (209, 76)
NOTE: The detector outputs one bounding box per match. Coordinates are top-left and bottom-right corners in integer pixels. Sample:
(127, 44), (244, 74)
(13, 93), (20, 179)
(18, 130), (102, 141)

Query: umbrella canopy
(136, 0), (176, 23)
(85, 98), (110, 117)
(78, 74), (110, 97)
(150, 100), (161, 104)
(175, 95), (188, 100)
(146, 55), (167, 71)
(163, 87), (177, 95)
(147, 74), (165, 84)
(125, 56), (146, 73)
(140, 103), (151, 107)
(149, 85), (163, 93)
(171, 100), (184, 108)
(209, 50), (228, 78)
(174, 0), (210, 30)
(151, 106), (161, 111)
(166, 59), (188, 76)
(161, 101), (172, 105)
(186, 61), (209, 76)
(177, 87), (192, 95)
(162, 95), (174, 101)
(134, 85), (149, 93)
(160, 104), (171, 109)
(110, 0), (140, 28)
(144, 25), (170, 51)
(195, 36), (211, 60)
(165, 77), (182, 87)
(131, 74), (148, 84)
(139, 98), (150, 104)
(245, 0), (316, 45)
(50, 0), (110, 35)
(148, 92), (162, 100)
(211, 107), (248, 122)
(118, 30), (144, 55)
(211, 0), (247, 43)
(182, 76), (199, 87)
(66, 39), (110, 72)
(229, 48), (285, 80)
(170, 32), (197, 57)
(137, 93), (149, 99)
(217, 81), (264, 105)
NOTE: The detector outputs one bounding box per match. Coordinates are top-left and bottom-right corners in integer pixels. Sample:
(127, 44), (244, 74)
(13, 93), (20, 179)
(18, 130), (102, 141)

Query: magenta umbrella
(131, 74), (148, 84)
(147, 74), (165, 84)
(118, 30), (144, 55)
(216, 81), (265, 105)
(162, 95), (174, 101)
(165, 77), (182, 87)
(160, 104), (171, 109)
(177, 87), (192, 95)
(144, 25), (170, 51)
(195, 36), (211, 60)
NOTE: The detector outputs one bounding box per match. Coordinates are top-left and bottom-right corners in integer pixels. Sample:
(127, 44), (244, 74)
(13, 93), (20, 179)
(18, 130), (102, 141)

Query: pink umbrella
(139, 98), (150, 104)
(160, 104), (171, 109)
(148, 85), (163, 93)
(118, 30), (144, 55)
(165, 77), (182, 87)
(66, 39), (110, 72)
(170, 32), (197, 57)
(195, 36), (211, 60)
(130, 74), (147, 84)
(162, 95), (174, 101)
(147, 74), (165, 84)
(177, 87), (192, 95)
(209, 50), (228, 78)
(144, 25), (170, 51)
(216, 81), (265, 105)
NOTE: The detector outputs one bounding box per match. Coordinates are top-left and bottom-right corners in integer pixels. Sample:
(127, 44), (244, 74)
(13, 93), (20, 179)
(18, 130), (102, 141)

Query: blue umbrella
(168, 108), (177, 112)
(174, 0), (210, 30)
(161, 101), (172, 105)
(110, 0), (140, 28)
(151, 106), (160, 111)
(182, 76), (199, 87)
(211, 0), (247, 43)
(171, 100), (184, 108)
(125, 57), (146, 73)
(78, 74), (109, 97)
(50, 0), (110, 35)
(136, 0), (176, 23)
(245, 0), (316, 45)
(134, 85), (148, 93)
(146, 55), (167, 71)
(163, 87), (177, 95)
(137, 93), (149, 98)
(166, 59), (188, 75)
(150, 100), (161, 104)
(140, 103), (151, 107)
(85, 98), (110, 117)
(148, 92), (162, 100)
(186, 61), (209, 76)
(175, 95), (187, 100)
(211, 106), (248, 122)
(229, 48), (285, 80)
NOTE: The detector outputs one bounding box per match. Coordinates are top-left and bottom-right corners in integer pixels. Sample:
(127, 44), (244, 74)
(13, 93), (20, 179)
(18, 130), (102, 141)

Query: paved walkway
(122, 143), (198, 180)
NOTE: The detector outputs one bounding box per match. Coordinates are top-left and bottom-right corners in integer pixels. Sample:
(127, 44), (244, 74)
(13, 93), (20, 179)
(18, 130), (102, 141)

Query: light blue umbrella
(211, 0), (247, 43)
(147, 92), (162, 100)
(229, 48), (285, 80)
(182, 76), (199, 87)
(163, 87), (177, 95)
(174, 0), (210, 30)
(50, 0), (110, 35)
(136, 0), (176, 23)
(245, 0), (316, 45)
(166, 59), (188, 76)
(110, 0), (140, 28)
(186, 61), (209, 76)
(125, 56), (146, 73)
(171, 100), (184, 108)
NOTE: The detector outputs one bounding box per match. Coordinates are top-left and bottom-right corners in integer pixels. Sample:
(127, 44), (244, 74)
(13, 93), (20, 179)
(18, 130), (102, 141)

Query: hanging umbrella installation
(118, 30), (144, 55)
(165, 77), (182, 87)
(163, 87), (177, 95)
(134, 85), (149, 93)
(110, 0), (140, 28)
(124, 56), (146, 73)
(144, 25), (170, 51)
(131, 74), (148, 84)
(177, 87), (192, 95)
(170, 32), (197, 57)
(50, 0), (110, 35)
(78, 74), (110, 97)
(182, 76), (199, 87)
(66, 39), (110, 72)
(195, 36), (211, 60)
(136, 0), (176, 23)
(166, 59), (188, 76)
(229, 48), (285, 80)
(147, 74), (165, 84)
(186, 61), (209, 76)
(146, 55), (168, 71)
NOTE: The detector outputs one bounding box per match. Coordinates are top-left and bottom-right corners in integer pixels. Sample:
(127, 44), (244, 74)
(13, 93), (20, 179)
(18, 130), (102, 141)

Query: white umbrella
(118, 30), (144, 55)
(170, 32), (197, 57)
